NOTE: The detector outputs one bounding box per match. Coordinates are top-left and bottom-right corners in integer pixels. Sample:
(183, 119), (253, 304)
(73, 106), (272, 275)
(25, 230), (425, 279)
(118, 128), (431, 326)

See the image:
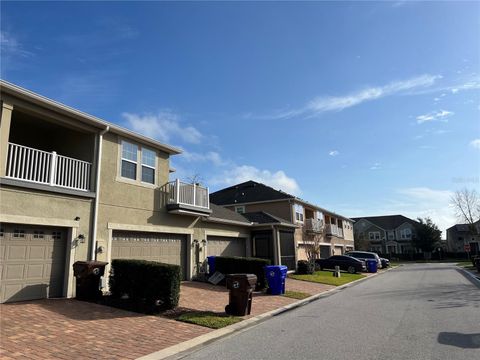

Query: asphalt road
(179, 263), (480, 360)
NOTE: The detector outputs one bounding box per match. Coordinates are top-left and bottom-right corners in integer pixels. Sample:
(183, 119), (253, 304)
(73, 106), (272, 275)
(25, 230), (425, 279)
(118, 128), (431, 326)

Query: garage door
(207, 236), (246, 257)
(0, 223), (67, 303)
(111, 231), (187, 279)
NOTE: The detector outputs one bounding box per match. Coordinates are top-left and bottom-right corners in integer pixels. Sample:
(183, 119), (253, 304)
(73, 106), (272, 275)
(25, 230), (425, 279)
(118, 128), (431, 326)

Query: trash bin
(366, 259), (378, 273)
(225, 274), (257, 316)
(73, 261), (108, 301)
(207, 256), (216, 276)
(264, 265), (288, 295)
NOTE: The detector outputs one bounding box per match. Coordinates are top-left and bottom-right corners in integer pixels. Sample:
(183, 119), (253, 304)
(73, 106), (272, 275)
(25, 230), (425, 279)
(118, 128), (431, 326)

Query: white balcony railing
(304, 218), (324, 233)
(325, 224), (344, 238)
(163, 179), (209, 209)
(6, 142), (92, 191)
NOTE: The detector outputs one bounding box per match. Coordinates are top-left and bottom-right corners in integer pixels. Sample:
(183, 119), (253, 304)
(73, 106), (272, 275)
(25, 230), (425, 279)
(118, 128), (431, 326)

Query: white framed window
(141, 148), (156, 184)
(52, 231), (62, 240)
(294, 204), (304, 222)
(400, 228), (412, 239)
(235, 206), (245, 214)
(388, 231), (394, 240)
(33, 231), (44, 239)
(369, 231), (380, 240)
(13, 229), (25, 238)
(120, 140), (157, 185)
(121, 141), (138, 180)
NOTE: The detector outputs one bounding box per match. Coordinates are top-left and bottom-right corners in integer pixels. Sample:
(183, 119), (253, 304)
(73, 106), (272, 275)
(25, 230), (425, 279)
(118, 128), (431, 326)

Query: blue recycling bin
(207, 256), (216, 276)
(264, 265), (288, 295)
(366, 259), (378, 273)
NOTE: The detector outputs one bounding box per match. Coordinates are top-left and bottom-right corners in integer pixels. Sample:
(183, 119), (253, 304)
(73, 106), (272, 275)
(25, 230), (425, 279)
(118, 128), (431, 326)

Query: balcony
(304, 218), (324, 233)
(325, 224), (344, 238)
(162, 179), (212, 216)
(5, 142), (92, 192)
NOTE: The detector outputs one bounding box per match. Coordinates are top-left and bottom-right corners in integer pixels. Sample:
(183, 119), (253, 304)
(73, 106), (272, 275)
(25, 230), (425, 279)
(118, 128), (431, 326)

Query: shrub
(297, 260), (314, 275)
(213, 256), (270, 290)
(109, 259), (181, 313)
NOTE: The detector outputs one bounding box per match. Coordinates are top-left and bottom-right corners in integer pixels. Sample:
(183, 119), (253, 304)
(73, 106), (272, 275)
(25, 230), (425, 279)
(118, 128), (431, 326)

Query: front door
(253, 231), (274, 264)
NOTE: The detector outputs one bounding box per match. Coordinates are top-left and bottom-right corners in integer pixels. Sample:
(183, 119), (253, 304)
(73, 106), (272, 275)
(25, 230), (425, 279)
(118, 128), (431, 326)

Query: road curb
(137, 269), (390, 360)
(456, 266), (480, 289)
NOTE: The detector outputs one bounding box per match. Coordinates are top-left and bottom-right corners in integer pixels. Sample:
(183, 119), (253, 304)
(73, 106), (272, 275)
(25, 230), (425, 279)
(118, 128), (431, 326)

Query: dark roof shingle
(208, 203), (251, 224)
(351, 215), (420, 230)
(210, 180), (293, 205)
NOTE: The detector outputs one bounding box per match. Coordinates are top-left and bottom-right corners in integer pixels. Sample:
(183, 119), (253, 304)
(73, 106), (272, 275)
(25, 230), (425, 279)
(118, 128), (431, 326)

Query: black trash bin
(225, 274), (257, 316)
(73, 261), (108, 301)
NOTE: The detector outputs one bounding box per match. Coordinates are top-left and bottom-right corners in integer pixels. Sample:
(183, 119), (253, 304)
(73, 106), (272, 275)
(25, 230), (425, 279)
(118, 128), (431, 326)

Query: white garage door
(207, 236), (246, 257)
(111, 231), (187, 279)
(0, 223), (67, 303)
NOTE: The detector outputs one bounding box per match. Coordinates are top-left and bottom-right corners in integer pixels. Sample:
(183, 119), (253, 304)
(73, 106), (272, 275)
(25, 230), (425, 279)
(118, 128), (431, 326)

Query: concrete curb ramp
(137, 269), (392, 360)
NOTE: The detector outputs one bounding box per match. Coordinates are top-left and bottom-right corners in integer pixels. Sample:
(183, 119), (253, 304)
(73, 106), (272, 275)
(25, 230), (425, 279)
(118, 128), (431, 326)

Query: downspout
(272, 224), (280, 265)
(91, 125), (110, 260)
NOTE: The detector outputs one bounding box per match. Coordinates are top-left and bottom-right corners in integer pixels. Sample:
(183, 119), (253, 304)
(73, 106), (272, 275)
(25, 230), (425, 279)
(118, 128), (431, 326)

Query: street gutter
(137, 267), (396, 360)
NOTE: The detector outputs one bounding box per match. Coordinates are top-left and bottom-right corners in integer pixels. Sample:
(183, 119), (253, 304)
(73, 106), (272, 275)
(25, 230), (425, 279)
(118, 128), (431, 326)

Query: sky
(1, 1), (479, 236)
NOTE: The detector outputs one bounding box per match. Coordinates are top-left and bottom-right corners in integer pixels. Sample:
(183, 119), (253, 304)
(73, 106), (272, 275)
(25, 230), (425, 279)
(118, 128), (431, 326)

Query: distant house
(352, 215), (421, 255)
(446, 220), (480, 255)
(210, 180), (355, 266)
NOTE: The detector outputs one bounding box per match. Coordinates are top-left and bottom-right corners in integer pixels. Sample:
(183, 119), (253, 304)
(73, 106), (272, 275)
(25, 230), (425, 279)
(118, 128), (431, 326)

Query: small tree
(451, 188), (480, 235)
(413, 217), (441, 259)
(302, 224), (326, 272)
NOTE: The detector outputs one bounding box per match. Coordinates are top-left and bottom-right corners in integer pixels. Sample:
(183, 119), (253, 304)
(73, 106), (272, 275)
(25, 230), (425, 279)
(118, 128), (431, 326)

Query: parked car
(380, 257), (390, 268)
(315, 255), (366, 274)
(345, 251), (382, 269)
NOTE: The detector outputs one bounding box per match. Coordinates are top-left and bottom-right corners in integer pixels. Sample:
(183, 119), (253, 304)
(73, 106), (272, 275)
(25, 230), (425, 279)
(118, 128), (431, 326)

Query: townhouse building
(446, 220), (480, 255)
(210, 180), (355, 266)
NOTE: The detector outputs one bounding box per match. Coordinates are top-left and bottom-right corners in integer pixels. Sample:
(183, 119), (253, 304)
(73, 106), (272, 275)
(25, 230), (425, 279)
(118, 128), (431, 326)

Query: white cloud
(259, 74), (441, 120)
(329, 150), (339, 156)
(212, 165), (301, 196)
(470, 139), (480, 149)
(182, 150), (225, 166)
(416, 109), (453, 124)
(0, 31), (33, 58)
(370, 162), (381, 170)
(122, 111), (202, 144)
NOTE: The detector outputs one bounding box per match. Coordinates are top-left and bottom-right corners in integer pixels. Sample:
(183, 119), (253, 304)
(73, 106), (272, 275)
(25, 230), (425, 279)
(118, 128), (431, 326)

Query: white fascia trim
(333, 244), (345, 247)
(0, 214), (79, 228)
(107, 222), (194, 235)
(203, 217), (253, 227)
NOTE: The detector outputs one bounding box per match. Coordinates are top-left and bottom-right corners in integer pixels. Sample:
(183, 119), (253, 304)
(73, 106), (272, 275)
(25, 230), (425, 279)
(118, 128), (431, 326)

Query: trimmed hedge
(213, 256), (270, 290)
(297, 260), (314, 275)
(109, 259), (181, 313)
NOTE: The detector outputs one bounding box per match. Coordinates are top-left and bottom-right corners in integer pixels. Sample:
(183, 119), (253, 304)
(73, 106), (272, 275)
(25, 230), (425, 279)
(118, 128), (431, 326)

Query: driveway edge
(137, 269), (390, 360)
(456, 266), (480, 288)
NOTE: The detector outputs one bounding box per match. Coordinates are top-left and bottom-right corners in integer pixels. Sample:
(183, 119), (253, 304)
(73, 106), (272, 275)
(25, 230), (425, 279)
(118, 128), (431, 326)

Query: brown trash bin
(225, 274), (257, 316)
(73, 261), (108, 301)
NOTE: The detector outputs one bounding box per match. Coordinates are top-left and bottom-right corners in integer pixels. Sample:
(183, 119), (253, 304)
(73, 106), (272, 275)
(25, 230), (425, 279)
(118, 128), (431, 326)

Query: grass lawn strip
(283, 290), (311, 300)
(289, 271), (366, 286)
(176, 311), (242, 329)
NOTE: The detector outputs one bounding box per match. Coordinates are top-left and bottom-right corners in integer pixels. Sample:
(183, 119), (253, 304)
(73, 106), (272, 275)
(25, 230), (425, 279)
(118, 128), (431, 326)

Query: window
(33, 231), (44, 239)
(294, 204), (304, 222)
(388, 231), (394, 240)
(120, 140), (157, 185)
(141, 148), (156, 184)
(0, 228), (3, 237)
(400, 228), (412, 239)
(52, 231), (62, 240)
(121, 141), (138, 180)
(235, 206), (245, 214)
(369, 231), (380, 240)
(13, 229), (25, 238)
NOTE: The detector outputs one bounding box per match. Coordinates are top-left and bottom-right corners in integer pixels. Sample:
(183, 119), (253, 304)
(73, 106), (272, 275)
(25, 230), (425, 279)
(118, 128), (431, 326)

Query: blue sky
(1, 1), (479, 235)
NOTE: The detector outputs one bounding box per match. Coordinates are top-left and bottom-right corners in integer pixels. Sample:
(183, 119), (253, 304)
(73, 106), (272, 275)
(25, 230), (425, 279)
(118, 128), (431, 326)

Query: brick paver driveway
(0, 278), (335, 359)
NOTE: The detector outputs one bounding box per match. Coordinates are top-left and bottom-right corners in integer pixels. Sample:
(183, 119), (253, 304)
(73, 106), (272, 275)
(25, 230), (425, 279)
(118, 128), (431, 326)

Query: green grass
(176, 312), (242, 329)
(289, 271), (366, 286)
(283, 290), (311, 300)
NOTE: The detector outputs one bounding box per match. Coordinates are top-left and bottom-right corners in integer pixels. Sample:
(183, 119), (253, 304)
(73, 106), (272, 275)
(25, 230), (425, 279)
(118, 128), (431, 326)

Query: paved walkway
(0, 278), (337, 359)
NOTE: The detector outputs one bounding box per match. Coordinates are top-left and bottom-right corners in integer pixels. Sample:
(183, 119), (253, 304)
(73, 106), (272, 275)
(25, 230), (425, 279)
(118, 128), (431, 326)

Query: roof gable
(210, 181), (294, 205)
(351, 215), (420, 230)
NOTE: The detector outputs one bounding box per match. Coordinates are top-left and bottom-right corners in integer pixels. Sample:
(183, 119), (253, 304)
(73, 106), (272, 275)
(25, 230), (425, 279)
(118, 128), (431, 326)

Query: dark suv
(345, 251), (382, 269)
(315, 255), (366, 274)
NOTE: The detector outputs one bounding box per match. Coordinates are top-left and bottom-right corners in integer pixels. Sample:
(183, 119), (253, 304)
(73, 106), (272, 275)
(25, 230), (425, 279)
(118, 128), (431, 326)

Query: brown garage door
(111, 231), (187, 279)
(0, 223), (67, 303)
(207, 236), (246, 257)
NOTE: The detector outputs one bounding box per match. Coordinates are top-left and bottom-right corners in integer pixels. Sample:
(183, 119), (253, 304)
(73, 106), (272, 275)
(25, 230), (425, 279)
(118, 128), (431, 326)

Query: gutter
(91, 125), (109, 260)
(203, 216), (253, 227)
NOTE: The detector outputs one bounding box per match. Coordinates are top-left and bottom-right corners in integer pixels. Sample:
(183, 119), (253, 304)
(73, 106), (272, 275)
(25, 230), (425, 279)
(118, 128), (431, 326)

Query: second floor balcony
(304, 218), (324, 233)
(326, 223), (344, 238)
(161, 179), (212, 216)
(5, 142), (92, 192)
